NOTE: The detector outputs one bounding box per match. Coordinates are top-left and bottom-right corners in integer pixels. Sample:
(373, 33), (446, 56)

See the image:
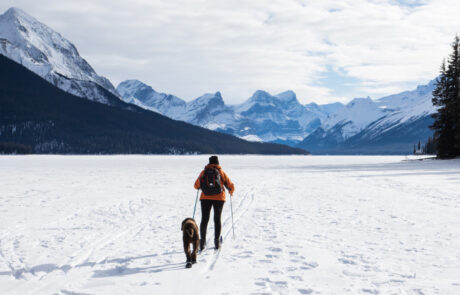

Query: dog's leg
(192, 238), (199, 263)
(184, 239), (193, 268)
(184, 239), (192, 262)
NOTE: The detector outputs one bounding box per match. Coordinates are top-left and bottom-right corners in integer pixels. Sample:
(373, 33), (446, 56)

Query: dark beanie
(209, 155), (219, 165)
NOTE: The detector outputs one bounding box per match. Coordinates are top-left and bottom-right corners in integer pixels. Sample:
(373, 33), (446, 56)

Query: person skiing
(194, 155), (234, 250)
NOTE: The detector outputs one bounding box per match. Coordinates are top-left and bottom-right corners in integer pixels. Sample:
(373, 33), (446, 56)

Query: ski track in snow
(0, 155), (459, 294)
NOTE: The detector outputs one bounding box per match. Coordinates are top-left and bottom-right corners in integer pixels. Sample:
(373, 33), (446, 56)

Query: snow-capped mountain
(117, 80), (340, 143)
(0, 7), (118, 104)
(321, 96), (390, 140)
(183, 92), (239, 129)
(117, 80), (240, 130)
(0, 7), (437, 154)
(117, 76), (437, 154)
(304, 102), (344, 119)
(298, 79), (437, 153)
(233, 90), (333, 142)
(1, 53), (307, 154)
(117, 80), (185, 116)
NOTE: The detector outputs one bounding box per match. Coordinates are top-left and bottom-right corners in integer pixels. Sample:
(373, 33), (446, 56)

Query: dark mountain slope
(0, 55), (308, 154)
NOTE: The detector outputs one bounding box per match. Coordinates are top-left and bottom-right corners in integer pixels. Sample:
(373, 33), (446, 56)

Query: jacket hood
(205, 164), (221, 170)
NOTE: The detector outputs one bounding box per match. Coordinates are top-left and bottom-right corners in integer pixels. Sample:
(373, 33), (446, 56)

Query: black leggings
(200, 199), (224, 242)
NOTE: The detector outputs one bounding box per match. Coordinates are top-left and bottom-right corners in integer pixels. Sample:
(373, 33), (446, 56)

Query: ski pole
(192, 189), (199, 219)
(230, 194), (235, 239)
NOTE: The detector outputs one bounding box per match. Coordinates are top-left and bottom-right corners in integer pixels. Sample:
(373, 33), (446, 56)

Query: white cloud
(1, 0), (459, 104)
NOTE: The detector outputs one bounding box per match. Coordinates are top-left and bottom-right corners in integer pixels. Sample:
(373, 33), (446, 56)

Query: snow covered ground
(0, 155), (459, 295)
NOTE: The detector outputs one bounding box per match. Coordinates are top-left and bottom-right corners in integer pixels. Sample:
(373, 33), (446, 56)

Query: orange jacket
(194, 164), (235, 201)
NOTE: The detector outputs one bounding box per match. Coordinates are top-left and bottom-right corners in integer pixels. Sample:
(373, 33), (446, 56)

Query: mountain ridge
(0, 54), (308, 155)
(117, 80), (340, 143)
(117, 77), (436, 154)
(297, 79), (437, 154)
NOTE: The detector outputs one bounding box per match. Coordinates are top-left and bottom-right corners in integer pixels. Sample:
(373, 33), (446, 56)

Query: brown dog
(181, 217), (200, 268)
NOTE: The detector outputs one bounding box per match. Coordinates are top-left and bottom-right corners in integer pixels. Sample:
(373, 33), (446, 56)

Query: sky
(1, 0), (460, 104)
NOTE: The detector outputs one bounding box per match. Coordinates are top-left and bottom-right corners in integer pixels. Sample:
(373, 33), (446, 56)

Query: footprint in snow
(236, 250), (254, 258)
(300, 262), (318, 270)
(265, 254), (278, 259)
(362, 288), (378, 294)
(338, 258), (357, 265)
(254, 277), (288, 289)
(289, 275), (303, 281)
(269, 269), (283, 275)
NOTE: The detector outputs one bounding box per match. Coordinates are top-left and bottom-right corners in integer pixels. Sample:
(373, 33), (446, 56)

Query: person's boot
(200, 239), (206, 251)
(214, 238), (221, 250)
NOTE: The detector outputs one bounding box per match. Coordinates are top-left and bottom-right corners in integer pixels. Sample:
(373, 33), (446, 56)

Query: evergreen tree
(424, 136), (437, 155)
(431, 36), (460, 158)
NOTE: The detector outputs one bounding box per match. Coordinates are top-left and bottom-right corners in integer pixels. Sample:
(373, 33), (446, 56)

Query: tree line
(413, 136), (436, 155)
(430, 36), (460, 158)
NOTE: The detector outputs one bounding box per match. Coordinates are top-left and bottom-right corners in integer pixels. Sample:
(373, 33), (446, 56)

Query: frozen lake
(0, 155), (459, 294)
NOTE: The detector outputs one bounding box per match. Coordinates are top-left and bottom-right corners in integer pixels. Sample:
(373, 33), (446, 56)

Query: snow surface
(1, 155), (459, 294)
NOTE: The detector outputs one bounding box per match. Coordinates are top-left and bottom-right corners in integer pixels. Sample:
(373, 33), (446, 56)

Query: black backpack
(200, 167), (223, 195)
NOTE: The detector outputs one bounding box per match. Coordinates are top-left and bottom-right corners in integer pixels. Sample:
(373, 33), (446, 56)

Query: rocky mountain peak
(250, 90), (273, 102)
(276, 90), (297, 102)
(0, 7), (119, 103)
(192, 91), (224, 106)
(3, 7), (35, 23)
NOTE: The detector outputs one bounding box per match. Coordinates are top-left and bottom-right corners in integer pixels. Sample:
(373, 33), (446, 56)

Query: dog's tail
(185, 228), (194, 238)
